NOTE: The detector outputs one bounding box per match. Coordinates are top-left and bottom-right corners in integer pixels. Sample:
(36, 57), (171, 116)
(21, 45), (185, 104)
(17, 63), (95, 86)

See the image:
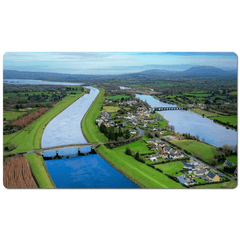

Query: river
(42, 87), (139, 188)
(136, 94), (237, 148)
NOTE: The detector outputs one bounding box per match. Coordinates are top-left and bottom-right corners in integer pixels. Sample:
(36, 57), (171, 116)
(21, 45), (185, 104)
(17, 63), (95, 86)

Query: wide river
(136, 94), (237, 148)
(42, 87), (139, 188)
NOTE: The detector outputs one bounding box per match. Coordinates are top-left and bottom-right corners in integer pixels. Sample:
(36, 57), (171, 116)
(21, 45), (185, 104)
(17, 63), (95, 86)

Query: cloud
(52, 52), (113, 60)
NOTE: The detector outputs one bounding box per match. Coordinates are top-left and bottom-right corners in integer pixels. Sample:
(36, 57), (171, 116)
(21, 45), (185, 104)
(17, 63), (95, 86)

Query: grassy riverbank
(81, 88), (185, 188)
(4, 91), (85, 188)
(81, 88), (108, 143)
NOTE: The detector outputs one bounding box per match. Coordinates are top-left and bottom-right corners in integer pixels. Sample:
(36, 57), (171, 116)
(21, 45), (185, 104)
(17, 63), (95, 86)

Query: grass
(194, 178), (207, 184)
(106, 94), (130, 100)
(82, 89), (109, 143)
(229, 91), (237, 96)
(3, 111), (26, 123)
(97, 145), (185, 188)
(226, 156), (237, 165)
(154, 161), (185, 176)
(24, 153), (55, 188)
(101, 106), (120, 112)
(190, 108), (220, 117)
(3, 92), (85, 154)
(117, 140), (150, 153)
(193, 181), (237, 189)
(171, 140), (217, 164)
(210, 115), (237, 127)
(3, 91), (53, 99)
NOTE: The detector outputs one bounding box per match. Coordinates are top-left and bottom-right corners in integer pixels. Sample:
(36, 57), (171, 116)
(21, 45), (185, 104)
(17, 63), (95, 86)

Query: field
(82, 89), (109, 143)
(117, 140), (150, 153)
(24, 153), (55, 188)
(226, 156), (237, 165)
(3, 91), (53, 99)
(193, 181), (237, 189)
(154, 161), (185, 176)
(190, 108), (220, 117)
(229, 91), (237, 96)
(171, 140), (217, 164)
(3, 111), (26, 123)
(3, 156), (38, 188)
(210, 115), (237, 127)
(106, 94), (130, 100)
(4, 92), (85, 154)
(101, 106), (120, 112)
(11, 108), (49, 127)
(97, 145), (185, 188)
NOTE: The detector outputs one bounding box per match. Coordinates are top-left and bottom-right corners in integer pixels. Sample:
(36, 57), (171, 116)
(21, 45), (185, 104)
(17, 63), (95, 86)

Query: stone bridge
(154, 106), (186, 111)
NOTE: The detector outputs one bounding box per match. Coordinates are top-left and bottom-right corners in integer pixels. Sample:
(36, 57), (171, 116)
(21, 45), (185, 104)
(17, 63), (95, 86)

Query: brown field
(3, 156), (38, 188)
(11, 108), (49, 128)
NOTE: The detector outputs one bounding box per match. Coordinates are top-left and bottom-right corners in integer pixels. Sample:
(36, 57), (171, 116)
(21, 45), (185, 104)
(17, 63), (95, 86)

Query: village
(95, 94), (229, 187)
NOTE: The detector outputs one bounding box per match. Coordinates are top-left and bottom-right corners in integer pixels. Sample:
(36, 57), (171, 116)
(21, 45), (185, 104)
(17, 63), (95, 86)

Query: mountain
(3, 66), (237, 82)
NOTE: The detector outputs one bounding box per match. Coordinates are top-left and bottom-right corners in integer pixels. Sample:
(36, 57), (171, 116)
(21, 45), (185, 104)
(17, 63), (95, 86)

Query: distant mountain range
(3, 66), (237, 82)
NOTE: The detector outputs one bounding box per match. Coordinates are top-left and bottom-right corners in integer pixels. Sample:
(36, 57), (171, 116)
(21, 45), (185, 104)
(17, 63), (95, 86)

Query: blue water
(45, 154), (139, 188)
(136, 94), (237, 148)
(3, 79), (83, 86)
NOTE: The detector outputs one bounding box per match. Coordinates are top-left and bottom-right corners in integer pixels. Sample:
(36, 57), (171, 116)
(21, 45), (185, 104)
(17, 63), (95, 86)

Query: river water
(42, 86), (139, 188)
(136, 94), (237, 148)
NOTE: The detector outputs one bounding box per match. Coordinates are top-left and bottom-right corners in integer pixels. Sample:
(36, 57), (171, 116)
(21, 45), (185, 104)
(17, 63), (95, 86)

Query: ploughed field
(3, 156), (38, 188)
(11, 108), (49, 128)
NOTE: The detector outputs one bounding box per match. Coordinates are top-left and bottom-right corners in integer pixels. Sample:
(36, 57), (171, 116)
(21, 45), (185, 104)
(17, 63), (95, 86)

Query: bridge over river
(3, 136), (142, 160)
(154, 106), (187, 111)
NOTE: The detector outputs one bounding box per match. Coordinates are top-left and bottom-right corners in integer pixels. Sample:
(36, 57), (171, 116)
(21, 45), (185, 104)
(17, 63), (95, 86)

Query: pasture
(154, 161), (185, 176)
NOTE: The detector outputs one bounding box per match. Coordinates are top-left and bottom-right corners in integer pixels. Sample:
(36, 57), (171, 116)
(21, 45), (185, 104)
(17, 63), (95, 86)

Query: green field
(190, 108), (220, 117)
(210, 115), (237, 127)
(193, 181), (237, 189)
(24, 153), (55, 188)
(3, 92), (85, 153)
(3, 91), (53, 99)
(229, 91), (237, 96)
(154, 161), (185, 176)
(194, 178), (207, 184)
(106, 94), (130, 100)
(226, 156), (237, 165)
(3, 111), (26, 123)
(97, 145), (185, 188)
(101, 106), (120, 112)
(82, 89), (108, 143)
(171, 140), (217, 164)
(117, 140), (150, 153)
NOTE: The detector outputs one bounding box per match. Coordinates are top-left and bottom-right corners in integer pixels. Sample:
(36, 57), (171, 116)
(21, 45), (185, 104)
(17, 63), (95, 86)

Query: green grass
(117, 140), (150, 153)
(193, 181), (237, 189)
(97, 145), (185, 188)
(82, 89), (109, 143)
(3, 92), (85, 154)
(210, 115), (237, 127)
(24, 153), (55, 188)
(229, 91), (237, 96)
(190, 108), (220, 117)
(171, 140), (217, 164)
(3, 91), (53, 99)
(3, 111), (26, 123)
(226, 156), (237, 165)
(154, 161), (185, 176)
(106, 94), (130, 100)
(101, 106), (120, 112)
(194, 178), (207, 184)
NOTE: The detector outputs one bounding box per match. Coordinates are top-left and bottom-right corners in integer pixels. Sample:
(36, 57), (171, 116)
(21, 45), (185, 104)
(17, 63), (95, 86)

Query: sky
(3, 52), (237, 75)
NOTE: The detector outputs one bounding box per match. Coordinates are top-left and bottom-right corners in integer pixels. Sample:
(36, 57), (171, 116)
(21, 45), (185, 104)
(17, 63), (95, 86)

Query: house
(206, 172), (221, 182)
(223, 160), (235, 167)
(150, 153), (160, 158)
(177, 175), (188, 185)
(130, 129), (137, 135)
(150, 157), (158, 162)
(147, 139), (156, 143)
(193, 168), (209, 177)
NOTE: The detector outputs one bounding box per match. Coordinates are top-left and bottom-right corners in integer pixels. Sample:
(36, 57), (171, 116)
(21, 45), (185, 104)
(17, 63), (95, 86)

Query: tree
(202, 114), (205, 118)
(169, 125), (175, 132)
(195, 135), (200, 141)
(202, 138), (205, 142)
(125, 146), (132, 155)
(135, 151), (140, 161)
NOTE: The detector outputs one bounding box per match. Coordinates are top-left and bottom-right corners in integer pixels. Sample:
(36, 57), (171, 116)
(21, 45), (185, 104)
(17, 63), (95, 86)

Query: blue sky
(3, 52), (237, 75)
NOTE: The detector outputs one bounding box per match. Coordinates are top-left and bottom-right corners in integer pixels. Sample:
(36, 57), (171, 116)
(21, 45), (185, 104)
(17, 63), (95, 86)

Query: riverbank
(81, 88), (185, 188)
(4, 91), (86, 188)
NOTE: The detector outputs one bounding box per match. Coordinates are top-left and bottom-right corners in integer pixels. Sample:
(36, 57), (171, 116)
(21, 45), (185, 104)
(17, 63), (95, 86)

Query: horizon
(3, 52), (237, 75)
